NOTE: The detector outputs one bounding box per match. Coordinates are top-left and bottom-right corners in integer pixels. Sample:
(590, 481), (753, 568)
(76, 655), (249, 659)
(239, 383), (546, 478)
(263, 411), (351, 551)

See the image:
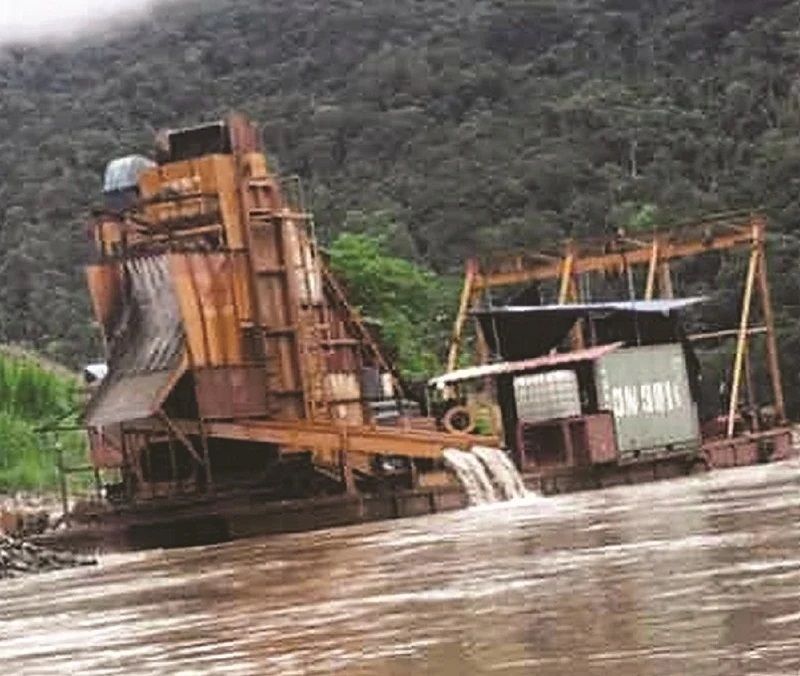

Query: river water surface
(2, 460), (800, 675)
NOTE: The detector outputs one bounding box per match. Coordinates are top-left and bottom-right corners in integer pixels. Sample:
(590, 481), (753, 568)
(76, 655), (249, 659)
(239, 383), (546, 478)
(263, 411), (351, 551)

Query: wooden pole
(558, 247), (584, 350)
(568, 276), (585, 350)
(658, 260), (674, 299)
(557, 251), (575, 304)
(645, 239), (659, 300)
(743, 341), (759, 432)
(56, 439), (70, 527)
(755, 241), (786, 422)
(689, 326), (766, 342)
(727, 247), (759, 438)
(447, 260), (477, 371)
(159, 411), (204, 465)
(197, 418), (215, 494)
(119, 424), (133, 501)
(475, 316), (491, 366)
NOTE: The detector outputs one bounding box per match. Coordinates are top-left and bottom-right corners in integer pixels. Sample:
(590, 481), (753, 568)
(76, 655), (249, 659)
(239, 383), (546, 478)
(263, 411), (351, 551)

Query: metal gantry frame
(446, 213), (785, 438)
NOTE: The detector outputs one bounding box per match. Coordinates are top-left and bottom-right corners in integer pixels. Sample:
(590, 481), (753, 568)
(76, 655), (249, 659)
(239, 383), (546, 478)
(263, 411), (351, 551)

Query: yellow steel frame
(446, 213), (785, 436)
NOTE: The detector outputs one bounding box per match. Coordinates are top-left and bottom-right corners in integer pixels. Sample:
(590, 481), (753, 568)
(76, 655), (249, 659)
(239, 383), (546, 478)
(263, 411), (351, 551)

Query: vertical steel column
(447, 259), (478, 371)
(644, 238), (659, 300)
(56, 440), (70, 527)
(557, 250), (575, 304)
(181, 255), (215, 492)
(727, 246), (759, 438)
(754, 230), (786, 422)
(567, 276), (585, 350)
(743, 343), (759, 432)
(658, 260), (674, 299)
(167, 428), (178, 497)
(558, 247), (584, 350)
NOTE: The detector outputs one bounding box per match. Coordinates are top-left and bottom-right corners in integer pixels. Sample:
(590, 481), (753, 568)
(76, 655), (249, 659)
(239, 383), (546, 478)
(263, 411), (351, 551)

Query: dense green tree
(327, 232), (458, 379)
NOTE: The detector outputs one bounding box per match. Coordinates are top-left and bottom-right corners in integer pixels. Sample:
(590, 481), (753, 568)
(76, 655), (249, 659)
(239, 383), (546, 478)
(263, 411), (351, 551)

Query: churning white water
(443, 447), (528, 505)
(472, 446), (528, 500)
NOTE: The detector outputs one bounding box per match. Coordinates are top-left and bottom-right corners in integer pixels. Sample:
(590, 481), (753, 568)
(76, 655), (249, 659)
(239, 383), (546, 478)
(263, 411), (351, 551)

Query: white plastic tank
(513, 369), (581, 423)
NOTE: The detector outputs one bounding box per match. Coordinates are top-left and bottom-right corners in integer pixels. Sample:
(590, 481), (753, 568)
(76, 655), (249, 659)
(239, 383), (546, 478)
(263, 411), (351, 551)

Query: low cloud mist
(0, 0), (165, 45)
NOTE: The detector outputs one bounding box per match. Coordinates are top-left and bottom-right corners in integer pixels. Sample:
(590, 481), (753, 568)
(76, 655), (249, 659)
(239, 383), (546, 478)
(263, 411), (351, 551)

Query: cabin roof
(428, 342), (623, 388)
(472, 297), (706, 318)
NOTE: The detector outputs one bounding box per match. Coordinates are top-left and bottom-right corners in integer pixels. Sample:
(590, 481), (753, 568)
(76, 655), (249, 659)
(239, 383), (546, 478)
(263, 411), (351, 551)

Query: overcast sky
(0, 0), (163, 44)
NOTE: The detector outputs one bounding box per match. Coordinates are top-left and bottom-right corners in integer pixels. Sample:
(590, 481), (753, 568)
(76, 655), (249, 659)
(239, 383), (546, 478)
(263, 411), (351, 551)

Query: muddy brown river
(2, 460), (799, 675)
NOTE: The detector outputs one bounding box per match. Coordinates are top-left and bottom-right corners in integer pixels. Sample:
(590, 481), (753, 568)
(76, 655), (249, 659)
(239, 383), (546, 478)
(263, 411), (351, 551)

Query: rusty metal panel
(88, 427), (124, 469)
(211, 155), (244, 249)
(595, 343), (700, 455)
(86, 370), (182, 427)
(139, 159), (219, 227)
(137, 166), (161, 200)
(169, 254), (207, 366)
(86, 263), (122, 336)
(285, 222), (324, 305)
(194, 367), (269, 419)
(326, 372), (361, 401)
(231, 251), (253, 325)
(326, 372), (364, 424)
(584, 413), (618, 464)
(169, 253), (243, 367)
(85, 255), (186, 427)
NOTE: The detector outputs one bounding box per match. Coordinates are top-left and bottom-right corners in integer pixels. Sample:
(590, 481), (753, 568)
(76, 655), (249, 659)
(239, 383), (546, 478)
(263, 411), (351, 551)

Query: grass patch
(0, 349), (88, 494)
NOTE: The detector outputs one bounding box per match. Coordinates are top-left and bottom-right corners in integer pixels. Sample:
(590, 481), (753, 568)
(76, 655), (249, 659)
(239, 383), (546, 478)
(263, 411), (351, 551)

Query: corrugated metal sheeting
(428, 343), (621, 387)
(85, 255), (186, 427)
(513, 370), (581, 424)
(595, 343), (699, 455)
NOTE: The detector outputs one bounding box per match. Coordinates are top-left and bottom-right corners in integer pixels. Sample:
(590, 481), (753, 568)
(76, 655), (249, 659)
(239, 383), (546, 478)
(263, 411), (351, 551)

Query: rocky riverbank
(1, 493), (99, 579)
(1, 534), (97, 579)
(0, 492), (65, 536)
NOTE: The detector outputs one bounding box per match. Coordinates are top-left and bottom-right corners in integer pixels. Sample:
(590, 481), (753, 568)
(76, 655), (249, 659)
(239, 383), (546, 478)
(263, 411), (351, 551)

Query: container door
(595, 344), (700, 456)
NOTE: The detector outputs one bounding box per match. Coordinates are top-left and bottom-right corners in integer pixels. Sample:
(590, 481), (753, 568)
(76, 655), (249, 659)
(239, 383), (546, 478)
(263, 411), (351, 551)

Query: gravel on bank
(1, 534), (97, 580)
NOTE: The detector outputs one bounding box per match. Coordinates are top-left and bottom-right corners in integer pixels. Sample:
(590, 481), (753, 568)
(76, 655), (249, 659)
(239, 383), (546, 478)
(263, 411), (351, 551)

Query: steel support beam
(727, 246), (759, 438)
(644, 239), (659, 300)
(125, 418), (497, 464)
(447, 259), (479, 371)
(472, 221), (756, 291)
(756, 240), (786, 422)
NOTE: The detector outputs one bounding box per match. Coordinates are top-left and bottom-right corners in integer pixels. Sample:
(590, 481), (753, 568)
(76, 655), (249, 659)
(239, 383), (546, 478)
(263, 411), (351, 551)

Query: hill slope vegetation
(2, 0), (800, 408)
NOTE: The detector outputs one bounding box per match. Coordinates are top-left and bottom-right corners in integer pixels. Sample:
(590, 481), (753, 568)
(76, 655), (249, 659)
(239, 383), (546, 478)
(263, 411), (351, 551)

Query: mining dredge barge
(44, 114), (795, 551)
(440, 214), (796, 494)
(68, 114), (507, 550)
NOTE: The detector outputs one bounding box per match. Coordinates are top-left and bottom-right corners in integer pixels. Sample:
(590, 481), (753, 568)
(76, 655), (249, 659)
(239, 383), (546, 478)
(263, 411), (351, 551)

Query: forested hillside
(4, 0), (800, 407)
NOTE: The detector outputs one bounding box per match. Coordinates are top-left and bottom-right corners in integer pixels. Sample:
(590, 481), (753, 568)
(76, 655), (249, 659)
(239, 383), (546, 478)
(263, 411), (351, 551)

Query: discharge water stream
(442, 447), (527, 503)
(1, 459), (799, 675)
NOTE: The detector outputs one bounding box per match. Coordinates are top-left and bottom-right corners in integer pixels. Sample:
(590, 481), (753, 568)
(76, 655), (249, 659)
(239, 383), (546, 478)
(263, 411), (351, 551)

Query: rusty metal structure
(439, 213), (795, 493)
(84, 113), (490, 506)
(447, 213), (785, 437)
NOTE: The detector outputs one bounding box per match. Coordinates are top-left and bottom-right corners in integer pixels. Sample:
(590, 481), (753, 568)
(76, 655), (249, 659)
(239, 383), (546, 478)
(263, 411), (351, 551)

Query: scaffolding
(447, 213), (785, 438)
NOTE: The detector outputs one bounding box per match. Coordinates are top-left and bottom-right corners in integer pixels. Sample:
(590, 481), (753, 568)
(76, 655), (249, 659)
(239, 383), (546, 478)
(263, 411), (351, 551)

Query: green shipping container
(595, 343), (700, 455)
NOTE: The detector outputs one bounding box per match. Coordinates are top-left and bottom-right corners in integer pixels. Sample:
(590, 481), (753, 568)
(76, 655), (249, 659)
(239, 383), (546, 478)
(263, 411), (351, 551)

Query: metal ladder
(242, 175), (331, 420)
(295, 234), (332, 421)
(307, 232), (404, 398)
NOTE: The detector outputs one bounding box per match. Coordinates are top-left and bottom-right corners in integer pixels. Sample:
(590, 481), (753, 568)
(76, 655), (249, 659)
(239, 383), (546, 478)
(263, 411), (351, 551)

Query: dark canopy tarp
(473, 297), (705, 361)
